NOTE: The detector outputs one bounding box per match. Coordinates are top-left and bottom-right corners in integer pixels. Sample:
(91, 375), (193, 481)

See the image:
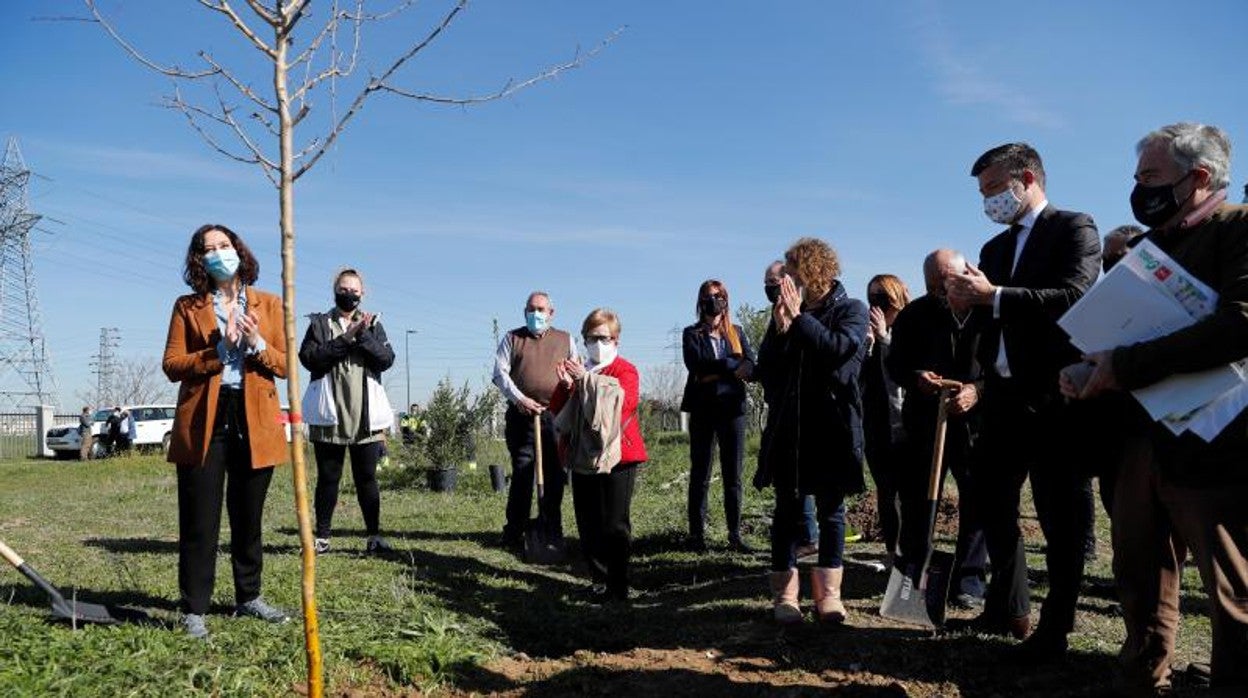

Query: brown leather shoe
(1008, 614), (1032, 641)
(947, 612), (1031, 640)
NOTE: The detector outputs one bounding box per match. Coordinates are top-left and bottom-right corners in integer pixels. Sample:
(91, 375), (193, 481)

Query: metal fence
(0, 411), (78, 460)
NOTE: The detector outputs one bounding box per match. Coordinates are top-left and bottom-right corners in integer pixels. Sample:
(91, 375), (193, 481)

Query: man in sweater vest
(493, 291), (579, 549)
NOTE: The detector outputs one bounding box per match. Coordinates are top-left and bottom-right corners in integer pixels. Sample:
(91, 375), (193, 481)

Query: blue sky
(2, 0), (1247, 409)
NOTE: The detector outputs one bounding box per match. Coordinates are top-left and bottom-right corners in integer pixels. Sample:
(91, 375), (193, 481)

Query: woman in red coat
(550, 308), (647, 603)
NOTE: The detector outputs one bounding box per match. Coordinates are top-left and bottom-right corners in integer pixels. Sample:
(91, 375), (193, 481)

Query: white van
(45, 404), (176, 459)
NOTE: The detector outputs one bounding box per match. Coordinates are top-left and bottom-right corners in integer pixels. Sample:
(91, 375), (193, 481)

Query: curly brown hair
(182, 223), (260, 295)
(784, 237), (840, 298)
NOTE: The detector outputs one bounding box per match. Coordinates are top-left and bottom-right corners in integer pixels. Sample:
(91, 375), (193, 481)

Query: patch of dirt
(845, 494), (960, 543)
(452, 646), (935, 697)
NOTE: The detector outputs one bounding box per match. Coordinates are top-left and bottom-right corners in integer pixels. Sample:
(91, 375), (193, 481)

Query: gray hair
(526, 290), (552, 309)
(923, 249), (966, 292)
(1137, 122), (1232, 191)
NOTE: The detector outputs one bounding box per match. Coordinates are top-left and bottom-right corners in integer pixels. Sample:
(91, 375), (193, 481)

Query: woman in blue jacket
(681, 279), (756, 552)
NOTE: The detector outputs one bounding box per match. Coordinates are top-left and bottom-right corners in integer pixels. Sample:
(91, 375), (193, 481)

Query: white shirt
(992, 199), (1047, 378)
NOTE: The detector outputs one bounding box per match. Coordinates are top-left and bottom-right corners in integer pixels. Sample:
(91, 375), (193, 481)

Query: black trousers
(687, 406), (746, 541)
(177, 388), (274, 614)
(504, 407), (564, 538)
(312, 440), (383, 538)
(866, 438), (904, 558)
(571, 463), (640, 595)
(897, 425), (989, 598)
(974, 380), (1091, 633)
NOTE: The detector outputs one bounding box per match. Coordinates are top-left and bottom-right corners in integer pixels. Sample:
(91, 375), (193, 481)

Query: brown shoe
(1008, 614), (1032, 640)
(947, 612), (1030, 640)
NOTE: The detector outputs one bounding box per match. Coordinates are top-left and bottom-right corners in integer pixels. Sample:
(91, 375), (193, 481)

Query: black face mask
(868, 292), (891, 309)
(334, 291), (361, 313)
(764, 284), (781, 304)
(698, 296), (727, 317)
(1130, 171), (1192, 228)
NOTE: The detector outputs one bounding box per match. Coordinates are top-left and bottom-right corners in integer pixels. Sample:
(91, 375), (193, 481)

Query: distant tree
(81, 2), (618, 693)
(641, 362), (684, 412)
(736, 302), (769, 432)
(114, 357), (175, 405)
(76, 356), (172, 407)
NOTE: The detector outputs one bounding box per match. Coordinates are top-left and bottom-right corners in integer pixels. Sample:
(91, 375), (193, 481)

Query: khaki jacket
(162, 287), (289, 468)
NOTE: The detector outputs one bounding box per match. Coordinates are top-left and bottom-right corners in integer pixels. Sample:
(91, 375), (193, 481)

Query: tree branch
(293, 0), (471, 180)
(292, 2), (363, 103)
(338, 0), (420, 22)
(242, 0), (279, 26)
(195, 0), (277, 58)
(163, 85), (278, 184)
(250, 109), (281, 138)
(209, 82), (279, 172)
(84, 0), (218, 79)
(198, 50), (278, 112)
(281, 0), (313, 37)
(378, 26), (625, 106)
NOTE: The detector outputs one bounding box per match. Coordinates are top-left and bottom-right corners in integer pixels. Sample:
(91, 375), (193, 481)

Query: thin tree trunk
(274, 14), (323, 697)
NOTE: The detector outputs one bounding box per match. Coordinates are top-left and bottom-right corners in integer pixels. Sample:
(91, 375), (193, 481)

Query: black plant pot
(426, 467), (458, 493)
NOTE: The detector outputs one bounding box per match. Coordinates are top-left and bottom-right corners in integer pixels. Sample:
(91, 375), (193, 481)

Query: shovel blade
(880, 549), (956, 629)
(880, 559), (935, 628)
(523, 523), (565, 565)
(50, 597), (121, 625)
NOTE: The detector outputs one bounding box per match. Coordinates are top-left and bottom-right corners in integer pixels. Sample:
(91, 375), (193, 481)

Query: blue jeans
(772, 488), (845, 571)
(801, 495), (819, 545)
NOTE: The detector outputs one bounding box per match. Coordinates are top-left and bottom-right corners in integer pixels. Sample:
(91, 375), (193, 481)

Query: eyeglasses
(584, 334), (612, 342)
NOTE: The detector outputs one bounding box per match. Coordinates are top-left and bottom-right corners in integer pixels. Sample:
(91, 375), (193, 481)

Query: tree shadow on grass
(371, 529), (1121, 697)
(84, 536), (301, 556)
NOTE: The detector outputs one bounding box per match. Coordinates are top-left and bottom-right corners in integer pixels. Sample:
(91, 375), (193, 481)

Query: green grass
(0, 438), (1214, 696)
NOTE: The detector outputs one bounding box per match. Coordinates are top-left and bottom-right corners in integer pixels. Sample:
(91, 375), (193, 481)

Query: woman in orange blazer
(162, 223), (289, 640)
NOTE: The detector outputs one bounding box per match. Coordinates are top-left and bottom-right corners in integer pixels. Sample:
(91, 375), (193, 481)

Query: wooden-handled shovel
(524, 412), (564, 564)
(0, 539), (119, 626)
(880, 380), (961, 628)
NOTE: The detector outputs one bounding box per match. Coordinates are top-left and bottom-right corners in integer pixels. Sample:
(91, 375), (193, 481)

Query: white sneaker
(183, 613), (209, 639)
(236, 597), (290, 624)
(313, 538), (330, 554)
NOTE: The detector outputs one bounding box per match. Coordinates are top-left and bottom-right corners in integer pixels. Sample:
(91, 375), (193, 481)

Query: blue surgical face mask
(525, 310), (549, 334)
(204, 248), (241, 281)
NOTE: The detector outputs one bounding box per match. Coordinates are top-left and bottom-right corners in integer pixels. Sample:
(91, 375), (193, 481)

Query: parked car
(46, 403), (298, 459)
(46, 405), (176, 459)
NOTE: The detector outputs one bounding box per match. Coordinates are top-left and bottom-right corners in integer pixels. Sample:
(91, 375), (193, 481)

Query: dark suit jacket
(679, 323), (755, 416)
(976, 205), (1100, 402)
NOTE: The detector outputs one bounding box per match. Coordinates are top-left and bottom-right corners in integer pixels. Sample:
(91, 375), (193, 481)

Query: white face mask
(586, 339), (617, 366)
(983, 184), (1023, 225)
